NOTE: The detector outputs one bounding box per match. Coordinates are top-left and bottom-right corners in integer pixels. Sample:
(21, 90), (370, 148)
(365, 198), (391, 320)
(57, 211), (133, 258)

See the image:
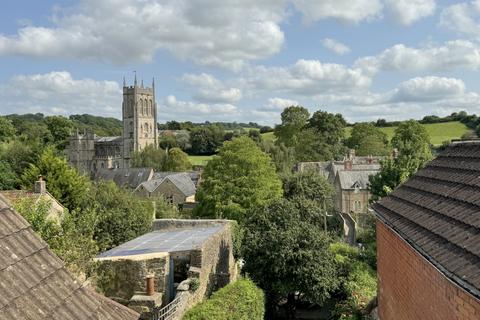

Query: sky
(1, 0), (480, 125)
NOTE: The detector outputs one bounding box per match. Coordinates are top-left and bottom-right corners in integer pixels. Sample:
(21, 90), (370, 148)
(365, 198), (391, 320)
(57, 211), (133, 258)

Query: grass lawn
(261, 131), (275, 142)
(188, 155), (214, 166)
(346, 121), (470, 146)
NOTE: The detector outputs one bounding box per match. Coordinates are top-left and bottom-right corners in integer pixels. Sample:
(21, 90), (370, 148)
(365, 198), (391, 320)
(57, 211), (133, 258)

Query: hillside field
(345, 121), (470, 146)
(188, 155), (214, 166)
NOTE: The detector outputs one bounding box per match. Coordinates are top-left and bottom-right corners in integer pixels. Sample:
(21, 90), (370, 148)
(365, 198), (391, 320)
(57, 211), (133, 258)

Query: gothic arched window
(149, 100), (153, 116)
(140, 99), (144, 116)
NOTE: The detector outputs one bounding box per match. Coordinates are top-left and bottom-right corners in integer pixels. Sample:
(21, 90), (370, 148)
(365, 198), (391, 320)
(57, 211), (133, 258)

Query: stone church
(68, 76), (158, 174)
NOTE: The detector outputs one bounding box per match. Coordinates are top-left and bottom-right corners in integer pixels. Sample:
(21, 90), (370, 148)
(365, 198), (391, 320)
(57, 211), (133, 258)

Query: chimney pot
(344, 160), (353, 171)
(146, 275), (155, 296)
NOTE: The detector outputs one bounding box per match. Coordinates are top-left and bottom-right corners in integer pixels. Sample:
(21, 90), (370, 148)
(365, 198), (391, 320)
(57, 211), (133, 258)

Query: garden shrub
(182, 279), (264, 320)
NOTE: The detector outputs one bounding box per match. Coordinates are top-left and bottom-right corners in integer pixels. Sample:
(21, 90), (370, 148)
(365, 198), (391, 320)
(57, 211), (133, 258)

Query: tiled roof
(94, 168), (154, 189)
(0, 194), (139, 320)
(137, 173), (196, 197)
(373, 141), (480, 299)
(337, 170), (378, 190)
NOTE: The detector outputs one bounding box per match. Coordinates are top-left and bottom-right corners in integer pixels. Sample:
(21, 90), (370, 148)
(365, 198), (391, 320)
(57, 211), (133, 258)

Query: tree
(21, 148), (91, 211)
(370, 120), (433, 201)
(14, 197), (98, 275)
(259, 140), (295, 174)
(274, 106), (309, 147)
(163, 147), (192, 171)
(87, 181), (153, 251)
(307, 110), (347, 160)
(283, 171), (334, 207)
(0, 161), (18, 190)
(194, 136), (282, 222)
(347, 123), (389, 156)
(131, 144), (166, 171)
(190, 125), (225, 155)
(0, 116), (16, 141)
(44, 116), (74, 148)
(243, 198), (340, 318)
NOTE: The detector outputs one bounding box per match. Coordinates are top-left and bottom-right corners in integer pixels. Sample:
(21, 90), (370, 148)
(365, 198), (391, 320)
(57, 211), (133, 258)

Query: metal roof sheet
(97, 225), (223, 259)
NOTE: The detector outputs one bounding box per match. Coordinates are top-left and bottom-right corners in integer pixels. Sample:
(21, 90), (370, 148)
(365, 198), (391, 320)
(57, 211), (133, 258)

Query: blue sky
(1, 0), (480, 125)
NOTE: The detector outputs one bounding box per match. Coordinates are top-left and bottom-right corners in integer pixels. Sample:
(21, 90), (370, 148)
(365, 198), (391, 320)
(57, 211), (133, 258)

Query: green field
(261, 131), (275, 142)
(188, 155), (214, 166)
(346, 121), (471, 146)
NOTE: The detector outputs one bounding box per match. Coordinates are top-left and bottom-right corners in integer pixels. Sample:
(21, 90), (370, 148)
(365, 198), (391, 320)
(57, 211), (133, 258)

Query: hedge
(182, 279), (264, 320)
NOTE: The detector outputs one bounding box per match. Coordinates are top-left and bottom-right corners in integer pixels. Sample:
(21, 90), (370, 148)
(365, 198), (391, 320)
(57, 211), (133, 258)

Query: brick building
(373, 141), (480, 320)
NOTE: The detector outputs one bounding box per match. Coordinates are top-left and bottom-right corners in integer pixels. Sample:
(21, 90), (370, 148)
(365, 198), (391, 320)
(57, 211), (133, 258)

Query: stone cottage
(94, 219), (236, 319)
(0, 194), (140, 320)
(134, 172), (196, 205)
(94, 167), (154, 189)
(373, 140), (480, 320)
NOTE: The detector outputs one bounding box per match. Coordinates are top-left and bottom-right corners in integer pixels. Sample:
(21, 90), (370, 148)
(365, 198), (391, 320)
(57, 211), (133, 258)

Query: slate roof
(0, 194), (139, 320)
(337, 170), (378, 190)
(153, 171), (201, 187)
(137, 173), (196, 197)
(373, 141), (480, 299)
(94, 168), (154, 189)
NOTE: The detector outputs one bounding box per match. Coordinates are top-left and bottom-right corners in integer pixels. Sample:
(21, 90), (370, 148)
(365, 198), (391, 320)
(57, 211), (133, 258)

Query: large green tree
(274, 106), (309, 148)
(347, 123), (389, 156)
(194, 136), (282, 222)
(163, 147), (192, 171)
(44, 115), (74, 149)
(0, 116), (16, 141)
(370, 120), (433, 201)
(21, 148), (91, 211)
(86, 181), (153, 251)
(243, 198), (340, 318)
(131, 144), (166, 171)
(189, 125), (225, 155)
(307, 110), (347, 161)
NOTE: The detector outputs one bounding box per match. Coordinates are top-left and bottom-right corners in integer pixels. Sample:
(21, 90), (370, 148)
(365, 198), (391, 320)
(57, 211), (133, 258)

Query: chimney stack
(344, 160), (353, 171)
(348, 149), (356, 160)
(146, 275), (155, 296)
(34, 176), (46, 194)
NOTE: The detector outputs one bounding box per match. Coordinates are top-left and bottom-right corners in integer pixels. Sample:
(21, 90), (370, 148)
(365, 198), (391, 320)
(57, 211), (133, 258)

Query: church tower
(122, 75), (158, 167)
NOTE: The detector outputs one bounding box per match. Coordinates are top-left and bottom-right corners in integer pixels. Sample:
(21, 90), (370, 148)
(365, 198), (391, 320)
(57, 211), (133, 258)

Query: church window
(140, 99), (144, 115)
(354, 200), (362, 211)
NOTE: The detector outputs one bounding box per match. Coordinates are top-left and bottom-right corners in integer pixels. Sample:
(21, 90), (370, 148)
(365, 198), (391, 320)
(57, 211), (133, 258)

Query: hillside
(345, 121), (470, 146)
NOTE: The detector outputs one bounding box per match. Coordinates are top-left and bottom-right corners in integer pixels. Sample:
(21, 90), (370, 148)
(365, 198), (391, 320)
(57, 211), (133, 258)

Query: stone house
(94, 219), (236, 319)
(372, 140), (480, 320)
(0, 194), (140, 319)
(0, 177), (65, 223)
(134, 172), (196, 205)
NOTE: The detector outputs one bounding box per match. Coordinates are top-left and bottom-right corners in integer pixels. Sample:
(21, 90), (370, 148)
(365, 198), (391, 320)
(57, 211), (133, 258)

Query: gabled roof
(337, 170), (378, 190)
(153, 171), (201, 186)
(0, 194), (139, 320)
(136, 173), (196, 197)
(94, 168), (154, 189)
(373, 141), (480, 299)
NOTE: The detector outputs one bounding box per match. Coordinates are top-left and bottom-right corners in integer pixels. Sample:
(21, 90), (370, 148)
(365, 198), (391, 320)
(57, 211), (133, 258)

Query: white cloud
(322, 38), (351, 55)
(439, 1), (480, 37)
(264, 97), (299, 110)
(355, 40), (480, 74)
(181, 73), (242, 103)
(0, 0), (286, 69)
(161, 95), (238, 121)
(245, 59), (371, 96)
(292, 0), (382, 24)
(391, 76), (465, 102)
(385, 0), (436, 26)
(0, 71), (121, 117)
(313, 76), (480, 122)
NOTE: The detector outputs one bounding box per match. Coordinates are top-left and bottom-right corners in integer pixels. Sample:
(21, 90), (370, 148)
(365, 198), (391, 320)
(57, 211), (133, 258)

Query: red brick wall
(377, 220), (480, 320)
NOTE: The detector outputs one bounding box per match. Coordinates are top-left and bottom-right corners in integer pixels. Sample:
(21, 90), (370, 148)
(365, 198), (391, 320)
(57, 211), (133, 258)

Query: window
(354, 200), (362, 212)
(167, 195), (174, 204)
